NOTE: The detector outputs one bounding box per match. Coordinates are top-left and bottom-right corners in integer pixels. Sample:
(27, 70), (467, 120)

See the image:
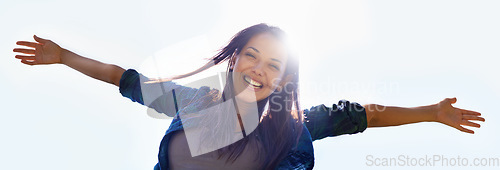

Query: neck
(221, 78), (268, 134)
(227, 94), (269, 134)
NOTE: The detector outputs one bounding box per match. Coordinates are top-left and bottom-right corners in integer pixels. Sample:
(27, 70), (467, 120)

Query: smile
(243, 75), (263, 88)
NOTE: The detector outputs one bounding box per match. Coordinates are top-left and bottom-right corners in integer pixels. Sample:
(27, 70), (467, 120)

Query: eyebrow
(247, 47), (260, 53)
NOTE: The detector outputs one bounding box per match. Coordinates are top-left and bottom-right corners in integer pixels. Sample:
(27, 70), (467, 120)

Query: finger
(34, 35), (48, 43)
(15, 55), (35, 60)
(461, 120), (481, 128)
(457, 126), (474, 134)
(463, 115), (485, 122)
(20, 59), (37, 65)
(459, 108), (482, 116)
(16, 41), (40, 48)
(13, 48), (35, 54)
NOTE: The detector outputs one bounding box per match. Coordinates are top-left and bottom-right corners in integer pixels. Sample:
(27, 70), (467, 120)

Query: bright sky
(1, 0), (499, 169)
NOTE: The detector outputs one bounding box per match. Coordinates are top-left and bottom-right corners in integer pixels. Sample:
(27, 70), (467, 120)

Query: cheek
(233, 57), (249, 71)
(268, 76), (282, 89)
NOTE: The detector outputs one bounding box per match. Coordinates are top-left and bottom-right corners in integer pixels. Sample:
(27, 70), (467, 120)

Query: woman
(14, 23), (485, 169)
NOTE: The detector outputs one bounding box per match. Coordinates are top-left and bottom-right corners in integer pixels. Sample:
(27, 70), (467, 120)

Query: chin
(234, 87), (268, 103)
(234, 92), (258, 103)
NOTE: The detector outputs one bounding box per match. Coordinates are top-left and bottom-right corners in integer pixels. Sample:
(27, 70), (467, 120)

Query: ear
(229, 56), (237, 69)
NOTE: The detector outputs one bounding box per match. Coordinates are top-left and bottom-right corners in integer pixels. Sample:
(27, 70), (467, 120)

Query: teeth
(250, 79), (262, 87)
(244, 76), (262, 88)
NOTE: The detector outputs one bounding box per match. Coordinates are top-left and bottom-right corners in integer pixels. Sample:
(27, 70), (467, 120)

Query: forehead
(243, 33), (288, 62)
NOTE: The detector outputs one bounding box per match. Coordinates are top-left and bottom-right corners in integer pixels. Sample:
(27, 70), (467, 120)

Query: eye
(270, 64), (280, 71)
(245, 53), (256, 59)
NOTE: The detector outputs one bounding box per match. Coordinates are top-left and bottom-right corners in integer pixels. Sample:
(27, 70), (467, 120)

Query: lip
(243, 75), (263, 92)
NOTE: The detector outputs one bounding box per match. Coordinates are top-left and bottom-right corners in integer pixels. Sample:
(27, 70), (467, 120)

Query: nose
(251, 62), (264, 76)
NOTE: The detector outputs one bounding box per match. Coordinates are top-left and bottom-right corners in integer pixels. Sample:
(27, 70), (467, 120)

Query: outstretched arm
(14, 35), (125, 86)
(364, 97), (485, 134)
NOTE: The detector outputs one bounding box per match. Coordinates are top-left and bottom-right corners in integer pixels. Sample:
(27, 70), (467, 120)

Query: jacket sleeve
(303, 100), (368, 141)
(118, 69), (202, 117)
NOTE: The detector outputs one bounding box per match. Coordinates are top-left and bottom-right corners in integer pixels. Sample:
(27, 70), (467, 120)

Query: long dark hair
(173, 23), (303, 169)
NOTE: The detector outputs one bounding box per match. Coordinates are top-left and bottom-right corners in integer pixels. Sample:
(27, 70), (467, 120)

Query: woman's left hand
(435, 97), (485, 134)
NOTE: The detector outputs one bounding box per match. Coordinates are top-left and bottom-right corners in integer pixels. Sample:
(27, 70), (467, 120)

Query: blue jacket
(119, 69), (367, 170)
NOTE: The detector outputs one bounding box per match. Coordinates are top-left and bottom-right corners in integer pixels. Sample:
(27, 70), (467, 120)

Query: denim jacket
(119, 69), (367, 170)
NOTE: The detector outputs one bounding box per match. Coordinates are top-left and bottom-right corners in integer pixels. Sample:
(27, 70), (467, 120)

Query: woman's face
(232, 32), (289, 103)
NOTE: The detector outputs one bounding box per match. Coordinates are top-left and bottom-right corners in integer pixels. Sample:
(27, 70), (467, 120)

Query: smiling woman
(13, 23), (485, 170)
(232, 33), (290, 102)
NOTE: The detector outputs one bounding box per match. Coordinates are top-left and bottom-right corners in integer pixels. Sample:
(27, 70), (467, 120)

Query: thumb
(33, 35), (49, 44)
(448, 97), (457, 104)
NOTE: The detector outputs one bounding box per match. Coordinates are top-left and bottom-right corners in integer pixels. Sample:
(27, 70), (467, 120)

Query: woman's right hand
(14, 35), (62, 65)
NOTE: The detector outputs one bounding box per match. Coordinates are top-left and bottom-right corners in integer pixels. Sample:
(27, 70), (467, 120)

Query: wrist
(59, 48), (70, 65)
(413, 104), (439, 122)
(429, 103), (439, 122)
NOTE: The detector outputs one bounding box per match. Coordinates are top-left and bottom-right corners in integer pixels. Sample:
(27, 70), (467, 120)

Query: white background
(1, 0), (498, 169)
